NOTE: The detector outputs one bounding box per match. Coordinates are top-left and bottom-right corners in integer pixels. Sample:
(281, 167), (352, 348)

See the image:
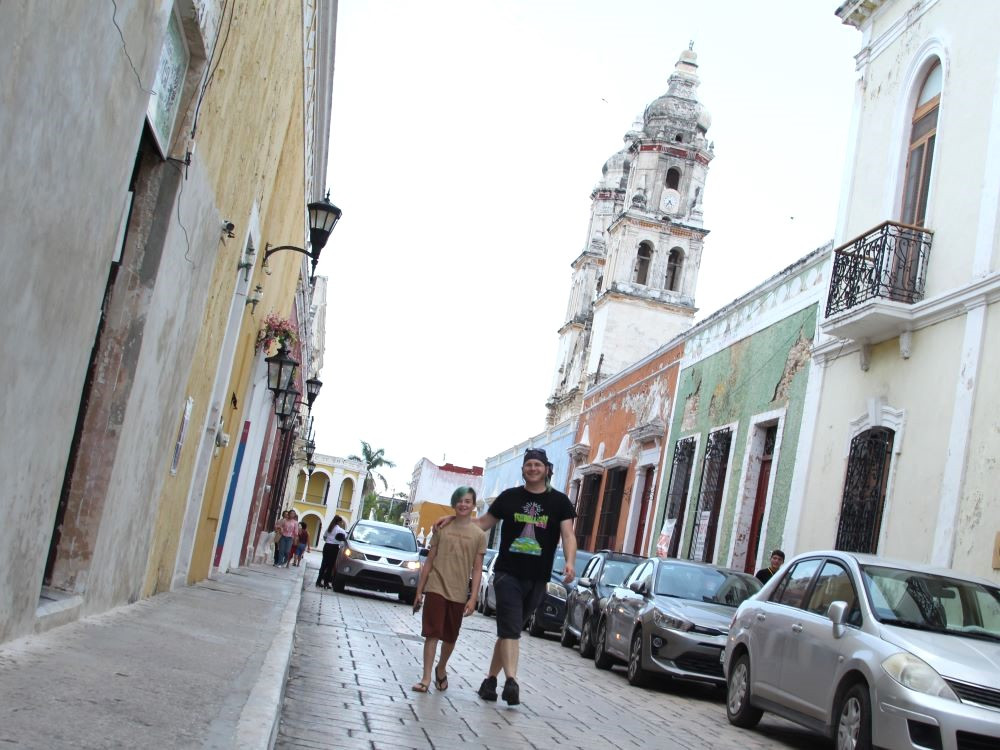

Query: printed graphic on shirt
(509, 501), (548, 556)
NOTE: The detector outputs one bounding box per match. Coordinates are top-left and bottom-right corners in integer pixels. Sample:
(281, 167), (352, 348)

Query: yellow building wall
(143, 2), (309, 595)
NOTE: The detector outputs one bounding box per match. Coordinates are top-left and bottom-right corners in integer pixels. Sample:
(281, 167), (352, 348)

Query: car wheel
(835, 683), (872, 750)
(626, 630), (652, 687)
(331, 577), (346, 593)
(579, 616), (596, 658)
(593, 619), (614, 670)
(726, 653), (763, 728)
(559, 619), (577, 648)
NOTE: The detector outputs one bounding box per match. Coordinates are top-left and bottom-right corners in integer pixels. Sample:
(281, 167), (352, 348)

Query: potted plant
(256, 312), (298, 353)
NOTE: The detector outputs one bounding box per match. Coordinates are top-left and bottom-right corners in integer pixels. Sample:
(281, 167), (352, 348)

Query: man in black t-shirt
(435, 448), (576, 705)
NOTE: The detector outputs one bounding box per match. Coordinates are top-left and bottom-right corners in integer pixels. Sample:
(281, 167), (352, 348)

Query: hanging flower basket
(256, 312), (298, 353)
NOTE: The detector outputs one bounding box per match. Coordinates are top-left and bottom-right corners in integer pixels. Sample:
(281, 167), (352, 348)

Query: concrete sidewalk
(0, 562), (304, 750)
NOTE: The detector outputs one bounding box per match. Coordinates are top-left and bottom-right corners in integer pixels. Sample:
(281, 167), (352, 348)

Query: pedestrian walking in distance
(316, 515), (347, 588)
(436, 448), (576, 705)
(755, 549), (785, 585)
(411, 486), (487, 694)
(292, 521), (309, 566)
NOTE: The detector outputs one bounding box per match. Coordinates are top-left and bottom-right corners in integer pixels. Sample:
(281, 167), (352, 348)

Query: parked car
(724, 551), (1000, 750)
(333, 520), (426, 603)
(526, 548), (595, 636)
(478, 552), (499, 615)
(594, 557), (761, 689)
(561, 550), (644, 655)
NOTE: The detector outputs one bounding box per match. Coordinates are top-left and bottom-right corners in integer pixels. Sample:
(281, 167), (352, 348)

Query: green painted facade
(656, 303), (818, 569)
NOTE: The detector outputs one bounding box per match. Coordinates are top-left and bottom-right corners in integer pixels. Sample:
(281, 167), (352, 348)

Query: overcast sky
(311, 0), (860, 495)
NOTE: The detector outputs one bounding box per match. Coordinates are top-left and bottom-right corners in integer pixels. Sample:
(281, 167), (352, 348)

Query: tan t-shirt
(424, 521), (487, 604)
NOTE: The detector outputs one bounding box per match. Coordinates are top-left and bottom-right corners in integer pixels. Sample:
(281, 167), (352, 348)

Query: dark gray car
(594, 557), (761, 688)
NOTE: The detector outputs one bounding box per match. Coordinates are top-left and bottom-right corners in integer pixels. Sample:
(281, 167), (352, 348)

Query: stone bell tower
(547, 46), (713, 426)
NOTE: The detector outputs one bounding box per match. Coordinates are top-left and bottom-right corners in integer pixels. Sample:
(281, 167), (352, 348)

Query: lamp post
(305, 376), (323, 410)
(262, 193), (342, 283)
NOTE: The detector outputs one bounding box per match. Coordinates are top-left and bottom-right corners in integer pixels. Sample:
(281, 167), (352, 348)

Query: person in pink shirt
(281, 512), (299, 568)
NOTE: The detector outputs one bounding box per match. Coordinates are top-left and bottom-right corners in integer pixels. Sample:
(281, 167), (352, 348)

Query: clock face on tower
(659, 188), (680, 215)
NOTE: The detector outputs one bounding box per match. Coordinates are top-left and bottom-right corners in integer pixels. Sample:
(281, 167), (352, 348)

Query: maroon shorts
(421, 592), (465, 643)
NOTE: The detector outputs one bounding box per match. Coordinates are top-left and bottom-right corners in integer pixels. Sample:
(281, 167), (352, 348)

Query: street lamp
(262, 193), (342, 283)
(274, 387), (301, 418)
(265, 341), (298, 393)
(305, 376), (323, 409)
(306, 459), (317, 477)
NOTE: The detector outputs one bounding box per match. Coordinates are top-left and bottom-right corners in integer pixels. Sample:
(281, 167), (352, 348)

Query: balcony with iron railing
(822, 220), (933, 345)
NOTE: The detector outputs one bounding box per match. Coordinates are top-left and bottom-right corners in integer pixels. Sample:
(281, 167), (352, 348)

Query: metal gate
(663, 438), (696, 558)
(687, 429), (733, 562)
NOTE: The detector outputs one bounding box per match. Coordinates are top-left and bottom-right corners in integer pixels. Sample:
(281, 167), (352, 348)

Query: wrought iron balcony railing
(826, 221), (933, 317)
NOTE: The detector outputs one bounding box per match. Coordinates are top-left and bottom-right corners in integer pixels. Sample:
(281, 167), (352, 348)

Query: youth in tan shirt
(424, 522), (487, 604)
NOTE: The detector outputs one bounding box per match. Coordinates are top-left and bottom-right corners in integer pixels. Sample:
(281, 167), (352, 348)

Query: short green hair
(450, 486), (477, 508)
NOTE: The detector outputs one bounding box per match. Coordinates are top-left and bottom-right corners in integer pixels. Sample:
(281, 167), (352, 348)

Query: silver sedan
(594, 557), (761, 688)
(723, 550), (1000, 750)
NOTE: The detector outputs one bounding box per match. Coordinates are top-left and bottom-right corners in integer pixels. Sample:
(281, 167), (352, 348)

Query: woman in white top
(316, 515), (347, 589)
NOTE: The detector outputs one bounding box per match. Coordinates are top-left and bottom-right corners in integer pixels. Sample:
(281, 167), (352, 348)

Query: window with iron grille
(687, 428), (733, 562)
(595, 468), (627, 550)
(835, 428), (895, 554)
(663, 438), (696, 558)
(575, 473), (602, 549)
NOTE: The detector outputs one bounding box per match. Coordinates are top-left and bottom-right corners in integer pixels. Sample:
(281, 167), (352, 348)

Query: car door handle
(791, 623), (803, 633)
(755, 613), (766, 622)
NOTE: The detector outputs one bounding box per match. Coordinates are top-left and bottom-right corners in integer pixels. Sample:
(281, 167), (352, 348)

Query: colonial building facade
(1, 0), (339, 644)
(795, 0), (1000, 582)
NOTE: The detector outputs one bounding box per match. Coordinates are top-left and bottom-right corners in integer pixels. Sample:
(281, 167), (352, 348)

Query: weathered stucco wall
(0, 1), (174, 642)
(144, 0), (310, 593)
(658, 303), (819, 569)
(799, 318), (962, 561)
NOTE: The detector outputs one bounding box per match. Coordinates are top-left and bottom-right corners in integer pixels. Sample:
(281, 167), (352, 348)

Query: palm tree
(348, 441), (396, 498)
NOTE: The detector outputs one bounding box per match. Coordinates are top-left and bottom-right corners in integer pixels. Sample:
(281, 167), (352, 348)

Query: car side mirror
(419, 548), (429, 558)
(578, 577), (593, 589)
(628, 580), (647, 596)
(827, 600), (848, 638)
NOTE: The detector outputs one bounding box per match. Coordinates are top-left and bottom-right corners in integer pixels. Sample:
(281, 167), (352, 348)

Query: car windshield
(861, 565), (1000, 642)
(552, 549), (593, 574)
(655, 562), (761, 607)
(349, 523), (417, 552)
(601, 560), (639, 587)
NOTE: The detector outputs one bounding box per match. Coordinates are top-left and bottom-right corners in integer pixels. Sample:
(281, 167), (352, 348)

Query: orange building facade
(567, 340), (684, 556)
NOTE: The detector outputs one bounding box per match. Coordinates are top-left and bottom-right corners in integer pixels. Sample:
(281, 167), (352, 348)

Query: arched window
(633, 242), (652, 286)
(665, 248), (683, 291)
(674, 133), (684, 143)
(666, 168), (681, 190)
(595, 274), (603, 294)
(901, 61), (941, 227)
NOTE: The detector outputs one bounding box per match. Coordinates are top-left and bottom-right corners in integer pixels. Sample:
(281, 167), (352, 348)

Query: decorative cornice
(577, 462), (604, 477)
(600, 454), (632, 470)
(628, 420), (666, 445)
(568, 442), (590, 462)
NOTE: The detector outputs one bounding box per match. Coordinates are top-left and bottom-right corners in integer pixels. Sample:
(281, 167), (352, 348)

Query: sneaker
(477, 676), (498, 702)
(502, 678), (520, 706)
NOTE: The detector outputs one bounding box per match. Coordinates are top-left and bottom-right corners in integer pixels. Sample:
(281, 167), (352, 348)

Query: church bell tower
(547, 46), (714, 426)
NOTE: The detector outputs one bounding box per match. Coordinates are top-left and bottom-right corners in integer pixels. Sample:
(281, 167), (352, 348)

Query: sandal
(411, 682), (430, 693)
(434, 667), (448, 692)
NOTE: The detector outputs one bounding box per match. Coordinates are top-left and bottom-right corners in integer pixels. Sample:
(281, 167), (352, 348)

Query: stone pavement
(0, 562), (303, 750)
(276, 567), (826, 750)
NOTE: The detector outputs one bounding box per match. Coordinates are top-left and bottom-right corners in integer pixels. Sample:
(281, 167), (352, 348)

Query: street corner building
(291, 454), (367, 547)
(0, 0), (340, 644)
(792, 0), (1000, 581)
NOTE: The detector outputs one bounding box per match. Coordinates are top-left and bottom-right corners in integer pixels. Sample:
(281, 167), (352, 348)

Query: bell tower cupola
(547, 47), (714, 426)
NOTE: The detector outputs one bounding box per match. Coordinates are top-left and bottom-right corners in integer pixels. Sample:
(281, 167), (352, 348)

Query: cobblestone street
(276, 567), (825, 750)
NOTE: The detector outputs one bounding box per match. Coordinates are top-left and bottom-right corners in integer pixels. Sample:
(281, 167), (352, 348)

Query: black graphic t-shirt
(488, 486), (576, 581)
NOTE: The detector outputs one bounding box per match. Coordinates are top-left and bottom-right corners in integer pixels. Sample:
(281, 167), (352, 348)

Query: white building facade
(794, 0), (1000, 582)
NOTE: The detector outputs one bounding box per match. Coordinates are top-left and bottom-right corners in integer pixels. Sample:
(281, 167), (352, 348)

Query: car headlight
(881, 653), (958, 701)
(404, 561), (421, 570)
(652, 609), (693, 632)
(343, 548), (353, 558)
(547, 582), (567, 600)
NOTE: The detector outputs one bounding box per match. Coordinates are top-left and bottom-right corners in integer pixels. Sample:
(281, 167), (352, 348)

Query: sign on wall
(147, 10), (189, 155)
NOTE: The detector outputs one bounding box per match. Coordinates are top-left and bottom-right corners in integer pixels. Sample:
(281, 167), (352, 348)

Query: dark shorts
(493, 571), (546, 640)
(295, 543), (306, 556)
(422, 592), (465, 643)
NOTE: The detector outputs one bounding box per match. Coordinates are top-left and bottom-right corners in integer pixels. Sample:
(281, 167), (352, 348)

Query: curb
(234, 563), (305, 749)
